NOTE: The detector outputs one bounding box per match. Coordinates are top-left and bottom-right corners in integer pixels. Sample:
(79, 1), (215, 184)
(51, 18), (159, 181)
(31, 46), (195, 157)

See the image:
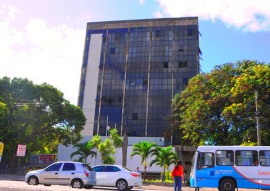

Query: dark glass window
(179, 61), (188, 68)
(259, 150), (270, 166)
(103, 165), (120, 172)
(132, 113), (138, 120)
(92, 24), (199, 137)
(197, 152), (214, 169)
(183, 78), (188, 85)
(118, 96), (122, 102)
(178, 46), (184, 52)
(216, 150), (234, 166)
(143, 79), (148, 85)
(155, 30), (161, 37)
(93, 166), (105, 172)
(45, 163), (62, 171)
(63, 163), (76, 171)
(110, 48), (115, 54)
(130, 80), (136, 86)
(163, 62), (168, 68)
(236, 150), (258, 166)
(187, 29), (193, 36)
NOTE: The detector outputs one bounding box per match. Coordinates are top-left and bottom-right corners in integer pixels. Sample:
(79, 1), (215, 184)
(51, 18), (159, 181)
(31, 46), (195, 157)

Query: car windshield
(83, 164), (93, 171)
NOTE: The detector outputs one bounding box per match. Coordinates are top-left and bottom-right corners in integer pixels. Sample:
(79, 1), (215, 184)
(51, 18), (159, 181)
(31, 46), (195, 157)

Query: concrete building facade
(78, 17), (200, 142)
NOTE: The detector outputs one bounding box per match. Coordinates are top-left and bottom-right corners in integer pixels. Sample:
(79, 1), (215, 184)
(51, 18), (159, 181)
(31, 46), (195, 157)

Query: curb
(143, 182), (173, 187)
(0, 174), (25, 181)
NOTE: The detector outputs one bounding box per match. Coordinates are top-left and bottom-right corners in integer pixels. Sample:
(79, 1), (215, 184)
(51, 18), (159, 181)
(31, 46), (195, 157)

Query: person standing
(172, 160), (184, 191)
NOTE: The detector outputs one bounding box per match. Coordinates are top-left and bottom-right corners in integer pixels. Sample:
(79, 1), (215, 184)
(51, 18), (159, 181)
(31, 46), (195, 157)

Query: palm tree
(130, 141), (156, 181)
(70, 141), (96, 163)
(150, 146), (177, 182)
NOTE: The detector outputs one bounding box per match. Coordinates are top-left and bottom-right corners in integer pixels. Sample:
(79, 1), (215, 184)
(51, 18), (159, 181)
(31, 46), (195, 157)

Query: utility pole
(255, 90), (261, 146)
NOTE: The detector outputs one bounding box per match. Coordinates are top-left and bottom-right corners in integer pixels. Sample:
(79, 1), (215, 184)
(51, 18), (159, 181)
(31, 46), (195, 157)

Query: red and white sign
(39, 154), (56, 163)
(16, 144), (26, 157)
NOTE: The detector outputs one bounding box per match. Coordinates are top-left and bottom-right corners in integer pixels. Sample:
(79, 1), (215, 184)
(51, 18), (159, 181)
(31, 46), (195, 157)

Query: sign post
(16, 144), (26, 157)
(0, 142), (4, 162)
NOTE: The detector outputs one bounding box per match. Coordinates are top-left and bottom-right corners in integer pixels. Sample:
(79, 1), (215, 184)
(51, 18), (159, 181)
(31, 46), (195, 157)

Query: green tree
(98, 139), (116, 164)
(70, 141), (97, 163)
(150, 146), (177, 182)
(130, 141), (156, 181)
(90, 128), (123, 164)
(172, 60), (270, 146)
(0, 77), (86, 167)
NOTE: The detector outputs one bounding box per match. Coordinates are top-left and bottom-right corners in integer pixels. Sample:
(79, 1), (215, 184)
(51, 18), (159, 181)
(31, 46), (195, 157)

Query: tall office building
(78, 17), (200, 140)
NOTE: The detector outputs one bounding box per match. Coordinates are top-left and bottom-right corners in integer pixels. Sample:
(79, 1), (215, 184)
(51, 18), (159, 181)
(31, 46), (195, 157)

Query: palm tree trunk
(162, 167), (166, 182)
(144, 163), (147, 181)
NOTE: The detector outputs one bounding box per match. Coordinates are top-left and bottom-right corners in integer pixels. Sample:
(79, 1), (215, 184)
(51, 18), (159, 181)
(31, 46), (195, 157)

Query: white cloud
(138, 0), (145, 5)
(153, 11), (163, 18)
(0, 5), (85, 105)
(156, 0), (270, 31)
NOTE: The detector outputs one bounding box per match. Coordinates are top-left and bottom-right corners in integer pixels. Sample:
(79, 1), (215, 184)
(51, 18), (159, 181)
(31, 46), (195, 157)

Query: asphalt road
(0, 175), (261, 191)
(0, 180), (173, 191)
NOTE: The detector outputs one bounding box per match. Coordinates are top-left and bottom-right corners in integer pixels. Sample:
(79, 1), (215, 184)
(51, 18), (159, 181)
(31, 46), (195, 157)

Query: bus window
(259, 150), (270, 166)
(216, 150), (234, 166)
(196, 152), (214, 169)
(236, 150), (258, 166)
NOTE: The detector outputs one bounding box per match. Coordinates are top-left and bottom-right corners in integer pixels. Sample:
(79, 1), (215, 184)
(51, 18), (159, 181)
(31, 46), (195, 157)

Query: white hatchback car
(93, 164), (142, 191)
(25, 161), (96, 189)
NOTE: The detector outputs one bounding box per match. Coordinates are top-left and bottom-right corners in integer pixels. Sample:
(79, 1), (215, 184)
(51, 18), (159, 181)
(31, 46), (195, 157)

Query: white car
(25, 161), (96, 189)
(93, 164), (142, 191)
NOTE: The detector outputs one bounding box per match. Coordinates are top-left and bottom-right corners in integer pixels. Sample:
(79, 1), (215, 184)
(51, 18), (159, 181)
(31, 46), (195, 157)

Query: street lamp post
(106, 115), (110, 136)
(106, 125), (110, 137)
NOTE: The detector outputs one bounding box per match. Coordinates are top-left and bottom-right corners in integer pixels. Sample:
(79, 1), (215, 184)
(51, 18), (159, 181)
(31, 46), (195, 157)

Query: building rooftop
(87, 17), (198, 30)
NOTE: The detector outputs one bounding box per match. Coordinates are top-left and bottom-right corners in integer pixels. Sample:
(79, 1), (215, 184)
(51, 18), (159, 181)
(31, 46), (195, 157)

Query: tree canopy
(70, 141), (96, 163)
(172, 60), (270, 146)
(88, 128), (123, 164)
(0, 77), (86, 166)
(130, 141), (156, 180)
(150, 146), (177, 182)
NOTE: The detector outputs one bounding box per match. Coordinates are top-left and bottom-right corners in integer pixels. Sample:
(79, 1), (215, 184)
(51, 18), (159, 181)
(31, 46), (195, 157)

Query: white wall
(81, 34), (103, 136)
(58, 136), (174, 173)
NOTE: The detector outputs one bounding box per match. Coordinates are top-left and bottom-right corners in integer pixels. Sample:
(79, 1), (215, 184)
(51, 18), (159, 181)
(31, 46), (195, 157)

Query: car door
(102, 165), (121, 186)
(57, 162), (77, 185)
(39, 163), (63, 184)
(93, 166), (105, 185)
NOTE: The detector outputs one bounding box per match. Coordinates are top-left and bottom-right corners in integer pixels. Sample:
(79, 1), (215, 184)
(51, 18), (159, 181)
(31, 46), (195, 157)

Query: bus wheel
(219, 178), (235, 191)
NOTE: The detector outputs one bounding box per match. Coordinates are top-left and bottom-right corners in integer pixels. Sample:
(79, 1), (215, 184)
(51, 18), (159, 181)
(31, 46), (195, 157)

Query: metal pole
(255, 90), (261, 146)
(145, 30), (152, 137)
(106, 115), (109, 136)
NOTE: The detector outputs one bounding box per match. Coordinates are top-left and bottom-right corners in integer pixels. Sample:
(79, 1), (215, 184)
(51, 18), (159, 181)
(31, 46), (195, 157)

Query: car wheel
(116, 179), (128, 191)
(127, 186), (133, 190)
(84, 185), (93, 189)
(27, 176), (39, 185)
(71, 179), (83, 188)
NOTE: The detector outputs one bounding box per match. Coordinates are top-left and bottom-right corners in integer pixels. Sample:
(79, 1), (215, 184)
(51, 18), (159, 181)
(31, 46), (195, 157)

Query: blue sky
(1, 0), (270, 104)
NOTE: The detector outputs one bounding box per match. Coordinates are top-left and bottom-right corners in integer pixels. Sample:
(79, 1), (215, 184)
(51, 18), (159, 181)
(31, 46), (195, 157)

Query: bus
(190, 146), (270, 191)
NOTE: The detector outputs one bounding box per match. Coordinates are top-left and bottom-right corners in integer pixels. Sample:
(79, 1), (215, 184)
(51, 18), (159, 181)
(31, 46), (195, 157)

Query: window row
(197, 150), (270, 169)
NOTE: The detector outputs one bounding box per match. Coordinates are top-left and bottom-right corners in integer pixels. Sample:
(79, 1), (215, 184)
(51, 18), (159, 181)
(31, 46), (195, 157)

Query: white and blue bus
(190, 146), (270, 191)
